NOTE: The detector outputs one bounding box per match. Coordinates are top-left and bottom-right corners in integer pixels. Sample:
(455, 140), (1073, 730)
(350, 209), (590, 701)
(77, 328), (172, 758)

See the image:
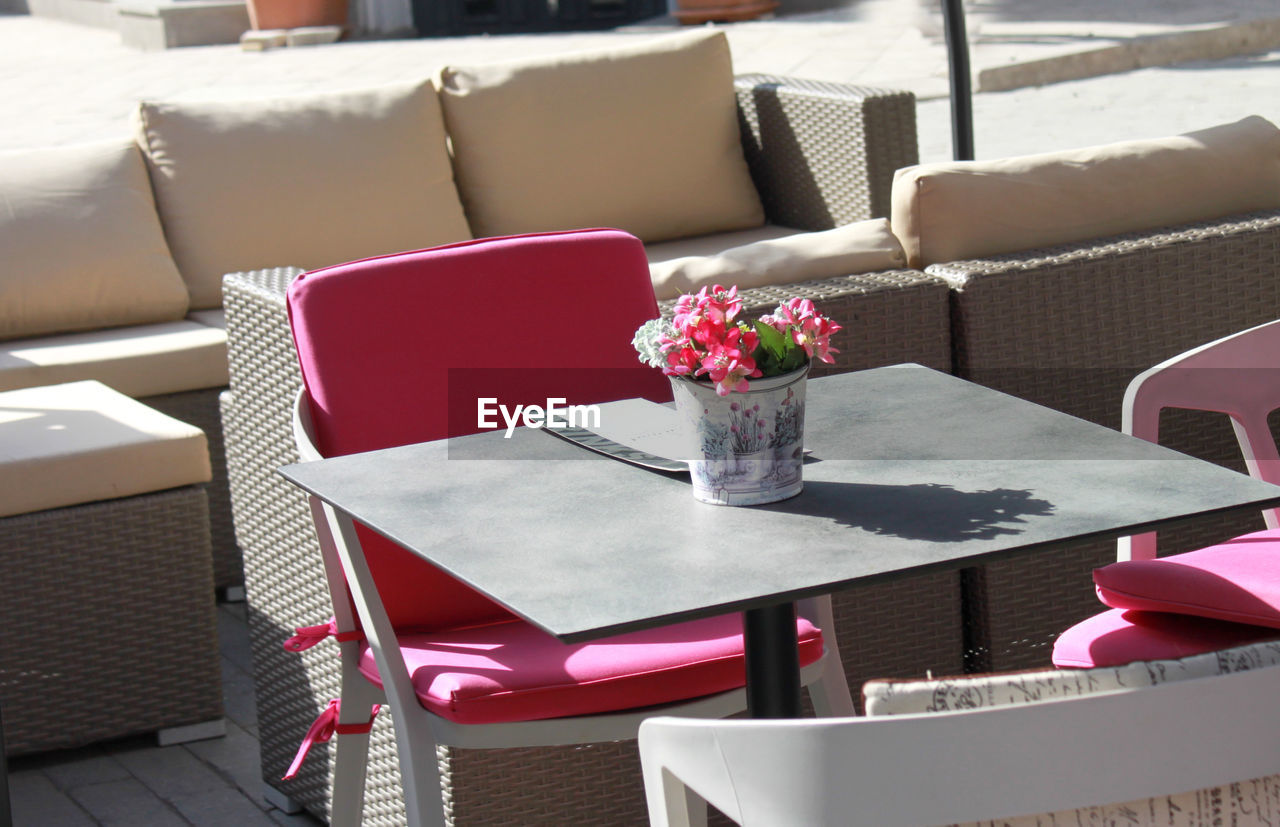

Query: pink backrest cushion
(288, 229), (671, 632)
(1093, 529), (1280, 629)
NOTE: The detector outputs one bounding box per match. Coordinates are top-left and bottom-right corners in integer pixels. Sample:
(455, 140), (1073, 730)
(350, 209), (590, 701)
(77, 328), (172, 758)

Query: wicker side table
(0, 381), (224, 755)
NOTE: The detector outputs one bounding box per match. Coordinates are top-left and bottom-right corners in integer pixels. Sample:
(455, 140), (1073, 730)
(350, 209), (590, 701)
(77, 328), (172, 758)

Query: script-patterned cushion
(863, 640), (1280, 826)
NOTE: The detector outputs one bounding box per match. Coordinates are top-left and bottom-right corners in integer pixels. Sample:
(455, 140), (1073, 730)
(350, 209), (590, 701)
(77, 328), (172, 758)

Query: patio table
(279, 364), (1280, 719)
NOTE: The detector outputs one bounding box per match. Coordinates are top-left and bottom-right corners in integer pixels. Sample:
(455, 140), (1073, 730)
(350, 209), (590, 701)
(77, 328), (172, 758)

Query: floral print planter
(669, 365), (807, 506)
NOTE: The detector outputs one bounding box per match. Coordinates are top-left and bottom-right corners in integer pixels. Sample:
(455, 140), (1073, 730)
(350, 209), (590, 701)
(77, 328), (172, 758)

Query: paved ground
(4, 0), (1280, 823)
(2, 0), (1280, 163)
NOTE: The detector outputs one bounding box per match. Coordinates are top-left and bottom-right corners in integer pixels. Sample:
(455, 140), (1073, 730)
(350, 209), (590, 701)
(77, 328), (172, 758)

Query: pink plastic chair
(1053, 318), (1280, 668)
(282, 229), (854, 825)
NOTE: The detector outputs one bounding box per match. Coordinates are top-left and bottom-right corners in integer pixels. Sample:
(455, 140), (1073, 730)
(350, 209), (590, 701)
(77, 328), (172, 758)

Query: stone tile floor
(6, 601), (322, 826)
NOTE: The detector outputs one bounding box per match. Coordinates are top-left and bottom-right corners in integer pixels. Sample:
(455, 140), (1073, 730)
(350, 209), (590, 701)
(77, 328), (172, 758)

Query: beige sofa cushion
(0, 140), (189, 340)
(438, 30), (764, 243)
(135, 80), (472, 309)
(892, 116), (1280, 268)
(0, 321), (228, 398)
(647, 219), (907, 300)
(0, 380), (211, 518)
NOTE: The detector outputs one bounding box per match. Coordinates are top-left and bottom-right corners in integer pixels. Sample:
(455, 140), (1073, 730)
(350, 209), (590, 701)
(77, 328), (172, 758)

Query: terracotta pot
(673, 0), (778, 24)
(247, 0), (350, 30)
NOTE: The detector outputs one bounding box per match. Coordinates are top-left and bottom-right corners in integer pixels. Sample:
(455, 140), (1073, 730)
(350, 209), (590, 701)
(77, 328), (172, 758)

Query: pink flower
(635, 284), (841, 392)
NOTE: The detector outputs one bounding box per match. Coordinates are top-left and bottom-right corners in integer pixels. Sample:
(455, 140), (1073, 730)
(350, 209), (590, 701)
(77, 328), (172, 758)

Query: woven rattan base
(0, 485), (223, 755)
(143, 387), (242, 592)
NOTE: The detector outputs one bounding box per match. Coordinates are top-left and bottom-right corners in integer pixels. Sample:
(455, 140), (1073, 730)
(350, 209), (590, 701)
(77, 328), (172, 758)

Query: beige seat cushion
(438, 30), (764, 243)
(645, 224), (803, 265)
(135, 79), (472, 309)
(647, 219), (907, 300)
(0, 321), (229, 398)
(0, 380), (211, 518)
(185, 309), (225, 330)
(892, 115), (1280, 268)
(0, 140), (189, 340)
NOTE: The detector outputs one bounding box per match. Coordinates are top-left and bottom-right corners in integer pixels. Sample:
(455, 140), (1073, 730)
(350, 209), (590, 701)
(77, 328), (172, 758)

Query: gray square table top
(279, 364), (1280, 643)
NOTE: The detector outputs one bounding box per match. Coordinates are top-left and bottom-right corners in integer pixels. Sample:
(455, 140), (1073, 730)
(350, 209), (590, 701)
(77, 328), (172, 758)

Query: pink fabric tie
(283, 699), (380, 780)
(283, 617), (363, 652)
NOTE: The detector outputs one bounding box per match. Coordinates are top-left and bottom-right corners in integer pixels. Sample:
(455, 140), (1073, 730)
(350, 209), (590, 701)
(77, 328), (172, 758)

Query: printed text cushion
(891, 115), (1280, 268)
(287, 230), (671, 632)
(1052, 608), (1280, 669)
(862, 642), (1280, 827)
(1094, 529), (1280, 627)
(359, 614), (824, 724)
(647, 218), (907, 300)
(136, 80), (471, 309)
(437, 30), (764, 243)
(0, 140), (189, 339)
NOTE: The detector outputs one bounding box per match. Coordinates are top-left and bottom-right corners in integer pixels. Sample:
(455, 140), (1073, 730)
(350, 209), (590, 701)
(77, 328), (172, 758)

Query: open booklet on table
(546, 398), (690, 472)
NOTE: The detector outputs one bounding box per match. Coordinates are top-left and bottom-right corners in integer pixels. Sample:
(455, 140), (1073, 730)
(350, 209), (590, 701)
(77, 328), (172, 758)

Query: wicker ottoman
(0, 381), (224, 755)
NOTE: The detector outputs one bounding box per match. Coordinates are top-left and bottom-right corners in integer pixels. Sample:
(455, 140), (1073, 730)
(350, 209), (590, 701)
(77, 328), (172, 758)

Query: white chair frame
(640, 664), (1280, 827)
(291, 390), (856, 826)
(1119, 318), (1280, 561)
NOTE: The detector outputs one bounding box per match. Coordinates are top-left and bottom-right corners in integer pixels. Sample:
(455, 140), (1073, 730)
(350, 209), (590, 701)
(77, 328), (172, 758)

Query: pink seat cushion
(1094, 529), (1280, 627)
(358, 614), (825, 724)
(1052, 607), (1280, 668)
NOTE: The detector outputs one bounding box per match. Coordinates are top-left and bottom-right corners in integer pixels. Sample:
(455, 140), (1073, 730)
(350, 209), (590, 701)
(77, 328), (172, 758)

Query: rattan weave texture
(221, 75), (934, 825)
(933, 209), (1280, 672)
(143, 388), (242, 591)
(734, 75), (917, 229)
(0, 485), (223, 755)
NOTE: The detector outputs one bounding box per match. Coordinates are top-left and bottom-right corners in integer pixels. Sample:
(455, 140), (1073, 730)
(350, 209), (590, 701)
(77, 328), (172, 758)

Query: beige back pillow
(892, 115), (1280, 268)
(437, 30), (764, 243)
(135, 80), (472, 309)
(0, 140), (189, 340)
(648, 219), (906, 300)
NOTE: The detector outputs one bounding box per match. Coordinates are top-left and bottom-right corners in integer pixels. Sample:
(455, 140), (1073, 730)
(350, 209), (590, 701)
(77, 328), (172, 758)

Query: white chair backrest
(1120, 318), (1280, 559)
(640, 664), (1280, 827)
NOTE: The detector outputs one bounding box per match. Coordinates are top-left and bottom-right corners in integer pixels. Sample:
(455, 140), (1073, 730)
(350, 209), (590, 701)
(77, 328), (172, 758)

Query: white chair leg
(330, 658), (383, 826)
(330, 729), (372, 826)
(800, 596), (856, 717)
(651, 767), (698, 827)
(397, 709), (448, 827)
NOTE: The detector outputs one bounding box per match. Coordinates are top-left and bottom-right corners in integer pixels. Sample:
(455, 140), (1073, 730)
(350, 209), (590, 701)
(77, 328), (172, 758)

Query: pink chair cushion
(1052, 607), (1280, 668)
(1094, 529), (1280, 627)
(287, 230), (672, 632)
(358, 614), (825, 724)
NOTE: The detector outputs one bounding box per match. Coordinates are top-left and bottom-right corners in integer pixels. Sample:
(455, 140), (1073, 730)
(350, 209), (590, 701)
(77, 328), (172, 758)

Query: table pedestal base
(744, 603), (801, 718)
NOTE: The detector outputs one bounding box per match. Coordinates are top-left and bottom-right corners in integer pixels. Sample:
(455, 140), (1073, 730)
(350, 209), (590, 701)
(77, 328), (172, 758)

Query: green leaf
(754, 321), (787, 359)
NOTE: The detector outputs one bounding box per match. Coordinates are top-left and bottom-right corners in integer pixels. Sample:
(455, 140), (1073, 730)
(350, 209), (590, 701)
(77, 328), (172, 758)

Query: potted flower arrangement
(632, 284), (841, 505)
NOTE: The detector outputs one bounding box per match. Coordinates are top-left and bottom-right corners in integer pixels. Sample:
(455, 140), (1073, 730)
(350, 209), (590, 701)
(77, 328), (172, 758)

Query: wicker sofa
(218, 61), (946, 825)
